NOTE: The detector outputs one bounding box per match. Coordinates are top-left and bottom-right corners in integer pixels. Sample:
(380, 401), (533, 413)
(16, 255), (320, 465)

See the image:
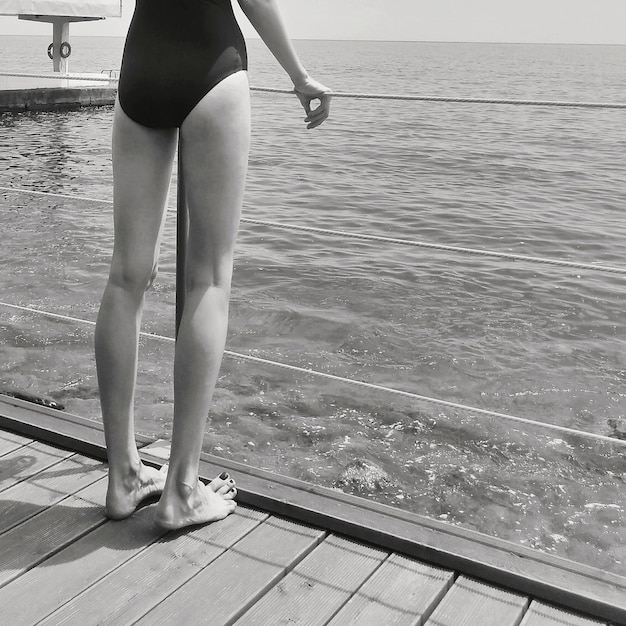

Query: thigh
(110, 100), (179, 283)
(179, 71), (251, 287)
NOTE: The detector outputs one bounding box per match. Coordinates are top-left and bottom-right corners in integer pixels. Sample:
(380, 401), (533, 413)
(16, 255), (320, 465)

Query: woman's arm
(237, 0), (331, 128)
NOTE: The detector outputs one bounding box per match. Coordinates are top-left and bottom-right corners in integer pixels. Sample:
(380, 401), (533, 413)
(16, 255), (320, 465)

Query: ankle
(175, 479), (197, 498)
(108, 456), (142, 484)
(165, 462), (200, 493)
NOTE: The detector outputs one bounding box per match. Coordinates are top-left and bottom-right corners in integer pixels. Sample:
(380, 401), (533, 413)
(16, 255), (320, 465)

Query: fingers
(295, 89), (332, 129)
(305, 94), (332, 129)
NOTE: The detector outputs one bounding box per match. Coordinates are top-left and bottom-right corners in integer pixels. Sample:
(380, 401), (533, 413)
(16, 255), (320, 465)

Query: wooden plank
(327, 552), (454, 625)
(0, 504), (166, 625)
(2, 405), (625, 624)
(168, 449), (625, 626)
(141, 439), (171, 459)
(0, 395), (152, 460)
(0, 454), (106, 534)
(424, 576), (529, 626)
(0, 439), (73, 493)
(520, 601), (606, 626)
(0, 429), (32, 455)
(135, 516), (326, 625)
(41, 506), (268, 625)
(235, 534), (387, 625)
(0, 478), (107, 587)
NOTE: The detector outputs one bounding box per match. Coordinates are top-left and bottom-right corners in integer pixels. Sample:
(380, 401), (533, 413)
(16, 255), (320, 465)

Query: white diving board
(0, 1), (122, 72)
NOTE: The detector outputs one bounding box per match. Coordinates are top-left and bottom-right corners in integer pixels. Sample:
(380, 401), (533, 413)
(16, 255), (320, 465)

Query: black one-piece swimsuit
(118, 0), (248, 128)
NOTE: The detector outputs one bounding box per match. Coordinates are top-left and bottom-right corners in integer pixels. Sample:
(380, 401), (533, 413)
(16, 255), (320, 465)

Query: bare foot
(105, 463), (168, 520)
(154, 473), (237, 530)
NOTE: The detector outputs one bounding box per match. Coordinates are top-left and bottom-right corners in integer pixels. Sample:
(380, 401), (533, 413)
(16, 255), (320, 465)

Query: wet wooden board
(520, 602), (606, 626)
(0, 405), (622, 626)
(327, 553), (454, 625)
(0, 478), (107, 587)
(41, 506), (268, 625)
(0, 504), (165, 625)
(424, 576), (529, 626)
(0, 394), (128, 459)
(135, 516), (326, 624)
(0, 455), (106, 533)
(235, 534), (387, 625)
(0, 429), (32, 455)
(0, 440), (73, 492)
(140, 440), (626, 624)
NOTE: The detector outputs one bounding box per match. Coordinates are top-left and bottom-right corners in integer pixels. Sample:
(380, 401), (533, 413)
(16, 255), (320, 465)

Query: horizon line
(1, 33), (625, 46)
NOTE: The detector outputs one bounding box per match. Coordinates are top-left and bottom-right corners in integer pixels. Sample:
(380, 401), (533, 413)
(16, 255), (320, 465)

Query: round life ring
(47, 43), (54, 60)
(60, 42), (72, 59)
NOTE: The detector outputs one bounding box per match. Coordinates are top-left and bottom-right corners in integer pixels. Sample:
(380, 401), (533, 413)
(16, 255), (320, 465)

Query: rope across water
(2, 186), (625, 276)
(1, 83), (624, 448)
(1, 300), (623, 448)
(252, 86), (626, 110)
(2, 71), (626, 110)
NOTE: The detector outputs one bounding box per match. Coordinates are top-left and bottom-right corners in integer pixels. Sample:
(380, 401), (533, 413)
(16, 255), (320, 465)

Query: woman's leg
(155, 71), (251, 529)
(96, 101), (178, 519)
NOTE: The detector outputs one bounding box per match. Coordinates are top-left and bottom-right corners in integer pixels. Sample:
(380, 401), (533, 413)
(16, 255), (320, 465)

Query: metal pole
(176, 137), (188, 338)
(52, 19), (70, 73)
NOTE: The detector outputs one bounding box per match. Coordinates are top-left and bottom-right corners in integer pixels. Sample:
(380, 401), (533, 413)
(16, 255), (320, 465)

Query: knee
(187, 260), (233, 291)
(186, 273), (232, 300)
(185, 250), (234, 294)
(108, 259), (159, 295)
(184, 271), (233, 312)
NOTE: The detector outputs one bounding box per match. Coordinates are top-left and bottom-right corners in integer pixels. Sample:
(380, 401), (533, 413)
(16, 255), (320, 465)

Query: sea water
(1, 35), (625, 574)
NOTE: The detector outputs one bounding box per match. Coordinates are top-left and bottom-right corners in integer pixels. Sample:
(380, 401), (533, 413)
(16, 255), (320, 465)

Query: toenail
(228, 479), (235, 484)
(220, 472), (229, 480)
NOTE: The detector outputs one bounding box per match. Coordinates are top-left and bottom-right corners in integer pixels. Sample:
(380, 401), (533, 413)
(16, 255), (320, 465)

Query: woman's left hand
(293, 77), (332, 129)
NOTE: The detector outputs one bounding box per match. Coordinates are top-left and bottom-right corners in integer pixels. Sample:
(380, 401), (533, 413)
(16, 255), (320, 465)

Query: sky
(0, 0), (625, 45)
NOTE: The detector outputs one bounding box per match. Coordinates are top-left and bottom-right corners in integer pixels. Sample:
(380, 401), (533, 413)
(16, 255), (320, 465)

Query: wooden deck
(0, 395), (624, 625)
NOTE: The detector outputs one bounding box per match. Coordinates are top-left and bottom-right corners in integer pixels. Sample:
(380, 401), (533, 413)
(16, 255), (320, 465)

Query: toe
(216, 479), (236, 495)
(224, 487), (237, 500)
(208, 472), (230, 492)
